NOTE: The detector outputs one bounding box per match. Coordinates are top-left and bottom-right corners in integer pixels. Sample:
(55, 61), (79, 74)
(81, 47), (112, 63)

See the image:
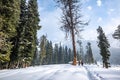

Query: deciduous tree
(55, 0), (88, 65)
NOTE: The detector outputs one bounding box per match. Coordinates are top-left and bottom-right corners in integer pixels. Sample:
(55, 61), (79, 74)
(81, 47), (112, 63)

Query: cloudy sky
(37, 0), (120, 48)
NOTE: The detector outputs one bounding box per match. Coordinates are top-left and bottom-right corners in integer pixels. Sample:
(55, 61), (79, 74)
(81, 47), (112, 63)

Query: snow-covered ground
(0, 64), (120, 80)
(85, 64), (120, 80)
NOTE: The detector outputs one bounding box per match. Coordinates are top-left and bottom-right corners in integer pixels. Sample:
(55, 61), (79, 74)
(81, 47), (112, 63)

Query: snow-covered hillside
(0, 64), (120, 80)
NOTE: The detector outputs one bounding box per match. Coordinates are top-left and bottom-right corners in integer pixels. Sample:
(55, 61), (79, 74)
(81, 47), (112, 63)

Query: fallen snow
(85, 64), (120, 80)
(0, 64), (120, 80)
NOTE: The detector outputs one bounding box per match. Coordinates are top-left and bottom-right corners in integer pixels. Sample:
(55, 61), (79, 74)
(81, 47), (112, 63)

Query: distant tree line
(38, 35), (95, 65)
(38, 35), (74, 65)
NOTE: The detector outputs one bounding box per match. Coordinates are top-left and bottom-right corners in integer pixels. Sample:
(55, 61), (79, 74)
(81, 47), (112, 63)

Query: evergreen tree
(68, 48), (73, 62)
(58, 43), (63, 64)
(49, 41), (53, 64)
(53, 44), (59, 64)
(0, 32), (11, 64)
(10, 0), (28, 68)
(113, 25), (120, 42)
(45, 41), (49, 64)
(0, 0), (20, 68)
(45, 41), (53, 64)
(76, 51), (80, 61)
(32, 39), (39, 66)
(25, 0), (41, 65)
(64, 46), (68, 63)
(62, 46), (65, 63)
(85, 42), (94, 64)
(77, 40), (84, 61)
(39, 35), (47, 65)
(97, 26), (110, 68)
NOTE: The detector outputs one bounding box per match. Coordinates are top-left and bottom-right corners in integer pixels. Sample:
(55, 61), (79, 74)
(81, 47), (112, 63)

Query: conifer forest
(0, 0), (120, 70)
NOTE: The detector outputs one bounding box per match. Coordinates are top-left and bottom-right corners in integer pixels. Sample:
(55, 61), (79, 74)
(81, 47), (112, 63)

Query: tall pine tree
(64, 46), (68, 63)
(85, 42), (94, 64)
(97, 26), (110, 68)
(0, 0), (20, 68)
(58, 43), (63, 64)
(14, 0), (29, 68)
(77, 40), (84, 61)
(68, 48), (73, 62)
(53, 44), (59, 64)
(45, 41), (53, 64)
(25, 0), (41, 65)
(39, 35), (47, 65)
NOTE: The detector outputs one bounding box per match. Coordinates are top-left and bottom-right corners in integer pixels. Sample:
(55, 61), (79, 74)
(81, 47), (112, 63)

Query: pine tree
(45, 40), (49, 64)
(39, 35), (47, 65)
(85, 42), (94, 64)
(45, 41), (53, 64)
(113, 25), (120, 42)
(62, 46), (65, 63)
(77, 40), (84, 61)
(0, 32), (11, 64)
(9, 0), (28, 68)
(97, 26), (110, 68)
(76, 51), (80, 61)
(58, 43), (62, 64)
(0, 0), (20, 68)
(55, 0), (88, 65)
(53, 44), (59, 64)
(25, 0), (41, 65)
(68, 48), (73, 62)
(49, 41), (53, 64)
(64, 46), (68, 63)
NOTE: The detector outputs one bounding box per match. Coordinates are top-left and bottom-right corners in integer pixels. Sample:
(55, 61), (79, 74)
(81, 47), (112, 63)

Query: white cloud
(107, 9), (115, 15)
(87, 6), (92, 10)
(97, 17), (102, 23)
(97, 0), (102, 7)
(110, 9), (114, 12)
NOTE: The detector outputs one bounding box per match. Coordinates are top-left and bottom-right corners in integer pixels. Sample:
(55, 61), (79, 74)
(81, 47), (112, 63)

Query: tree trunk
(71, 29), (77, 65)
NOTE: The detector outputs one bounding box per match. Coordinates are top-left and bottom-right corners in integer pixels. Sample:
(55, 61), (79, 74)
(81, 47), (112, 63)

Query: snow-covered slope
(0, 64), (120, 80)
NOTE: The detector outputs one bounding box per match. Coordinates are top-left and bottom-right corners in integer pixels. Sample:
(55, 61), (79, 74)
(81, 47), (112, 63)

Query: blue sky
(37, 0), (120, 48)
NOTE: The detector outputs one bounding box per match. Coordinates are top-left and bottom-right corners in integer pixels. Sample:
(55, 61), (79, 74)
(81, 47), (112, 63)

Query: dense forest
(0, 0), (120, 69)
(0, 0), (40, 69)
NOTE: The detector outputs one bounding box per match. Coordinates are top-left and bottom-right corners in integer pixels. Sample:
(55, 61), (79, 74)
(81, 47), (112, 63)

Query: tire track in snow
(37, 66), (62, 80)
(84, 66), (101, 80)
(84, 66), (105, 80)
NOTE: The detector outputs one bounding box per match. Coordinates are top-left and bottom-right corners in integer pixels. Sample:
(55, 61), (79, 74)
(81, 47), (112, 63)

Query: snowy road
(0, 64), (120, 80)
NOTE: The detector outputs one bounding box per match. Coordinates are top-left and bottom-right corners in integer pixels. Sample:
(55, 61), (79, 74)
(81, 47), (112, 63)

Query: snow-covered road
(0, 64), (120, 80)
